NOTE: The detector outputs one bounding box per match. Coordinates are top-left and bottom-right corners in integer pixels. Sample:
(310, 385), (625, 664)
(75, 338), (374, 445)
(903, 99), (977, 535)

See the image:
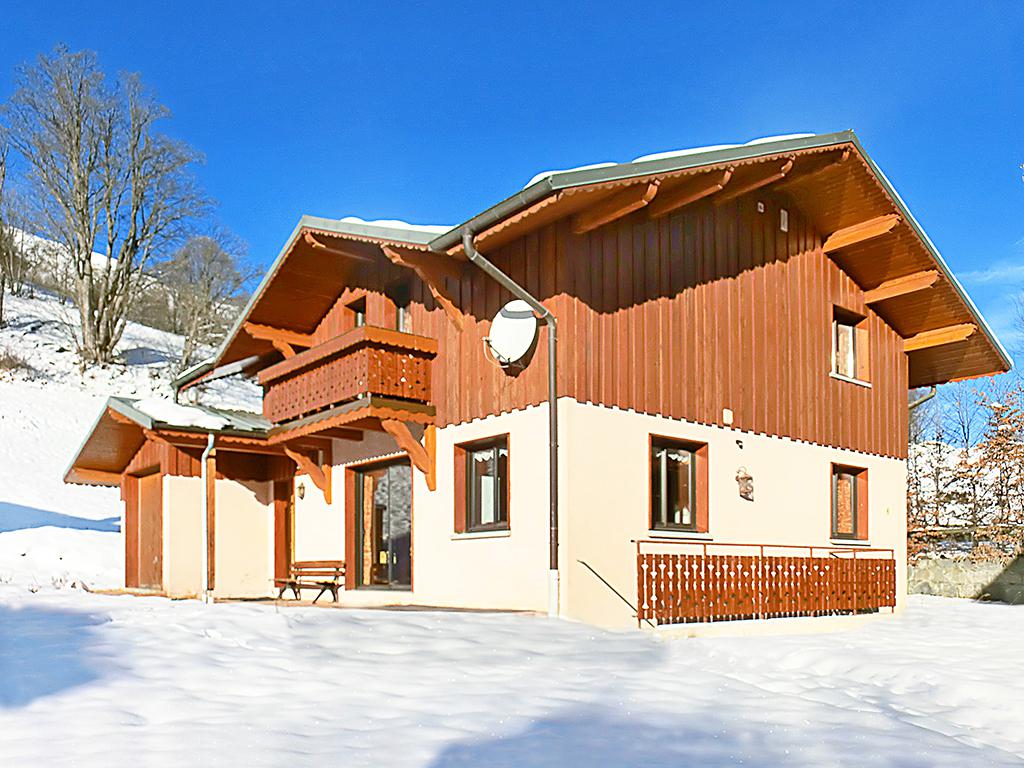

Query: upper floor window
(347, 296), (367, 328)
(455, 436), (509, 533)
(650, 436), (708, 532)
(832, 307), (869, 382)
(831, 464), (868, 540)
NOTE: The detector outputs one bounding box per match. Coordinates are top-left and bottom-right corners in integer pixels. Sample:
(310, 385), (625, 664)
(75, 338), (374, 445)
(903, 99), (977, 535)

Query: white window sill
(647, 530), (713, 541)
(829, 372), (872, 388)
(450, 530), (511, 541)
(829, 539), (872, 547)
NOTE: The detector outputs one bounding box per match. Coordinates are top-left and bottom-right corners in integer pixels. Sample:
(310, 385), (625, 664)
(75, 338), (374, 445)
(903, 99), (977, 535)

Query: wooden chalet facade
(66, 131), (1010, 631)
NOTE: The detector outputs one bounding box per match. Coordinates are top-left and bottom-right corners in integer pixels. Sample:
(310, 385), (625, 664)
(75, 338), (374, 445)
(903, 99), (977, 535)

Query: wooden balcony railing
(635, 539), (897, 627)
(258, 326), (438, 425)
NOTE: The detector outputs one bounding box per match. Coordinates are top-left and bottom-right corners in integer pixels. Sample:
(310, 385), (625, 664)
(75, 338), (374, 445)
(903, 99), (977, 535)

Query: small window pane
(834, 321), (856, 378)
(466, 439), (508, 531)
(833, 469), (856, 537)
(651, 440), (697, 531)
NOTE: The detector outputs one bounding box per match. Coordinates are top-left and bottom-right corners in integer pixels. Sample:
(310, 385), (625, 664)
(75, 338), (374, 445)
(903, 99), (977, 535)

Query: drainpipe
(200, 433), (215, 604)
(459, 231), (560, 618)
(909, 386), (937, 411)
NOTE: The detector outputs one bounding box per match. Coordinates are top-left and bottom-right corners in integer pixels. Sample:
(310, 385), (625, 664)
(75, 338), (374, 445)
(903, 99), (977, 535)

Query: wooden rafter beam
(243, 322), (313, 357)
(283, 445), (332, 504)
(67, 467), (122, 485)
(864, 270), (940, 304)
(904, 323), (976, 353)
(303, 232), (375, 262)
(381, 420), (436, 491)
(647, 169), (733, 219)
(381, 245), (465, 331)
(571, 181), (660, 234)
(822, 214), (900, 252)
(316, 427), (364, 441)
(714, 159), (794, 204)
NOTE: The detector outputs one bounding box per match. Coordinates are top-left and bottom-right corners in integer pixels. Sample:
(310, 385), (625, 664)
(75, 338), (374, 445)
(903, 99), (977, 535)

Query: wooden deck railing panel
(636, 543), (897, 626)
(260, 326), (437, 425)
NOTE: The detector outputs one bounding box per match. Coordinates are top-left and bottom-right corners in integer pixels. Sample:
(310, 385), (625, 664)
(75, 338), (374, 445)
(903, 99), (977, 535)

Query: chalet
(65, 131), (1011, 631)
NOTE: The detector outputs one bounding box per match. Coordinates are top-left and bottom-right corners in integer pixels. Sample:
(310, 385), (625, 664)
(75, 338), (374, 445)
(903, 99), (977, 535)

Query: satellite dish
(486, 300), (538, 366)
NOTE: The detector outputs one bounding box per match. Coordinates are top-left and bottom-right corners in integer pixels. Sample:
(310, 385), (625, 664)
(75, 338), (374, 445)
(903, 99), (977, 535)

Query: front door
(355, 461), (412, 588)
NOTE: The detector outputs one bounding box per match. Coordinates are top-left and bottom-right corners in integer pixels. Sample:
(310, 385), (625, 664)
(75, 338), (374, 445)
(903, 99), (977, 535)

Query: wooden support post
(381, 245), (465, 331)
(243, 322), (314, 351)
(381, 420), (436, 491)
(864, 270), (939, 304)
(571, 181), (660, 234)
(283, 445), (332, 504)
(903, 323), (976, 352)
(822, 214), (900, 252)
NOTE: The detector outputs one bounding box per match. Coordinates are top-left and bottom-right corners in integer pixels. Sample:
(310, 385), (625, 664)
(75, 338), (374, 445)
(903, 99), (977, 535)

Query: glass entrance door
(355, 461), (412, 588)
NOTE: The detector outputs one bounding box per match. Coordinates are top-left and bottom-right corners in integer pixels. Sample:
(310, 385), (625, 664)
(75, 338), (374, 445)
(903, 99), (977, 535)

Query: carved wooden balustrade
(635, 539), (897, 627)
(258, 326), (437, 425)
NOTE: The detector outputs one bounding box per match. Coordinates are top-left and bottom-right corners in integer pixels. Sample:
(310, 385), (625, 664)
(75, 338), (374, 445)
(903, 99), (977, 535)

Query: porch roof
(64, 397), (270, 487)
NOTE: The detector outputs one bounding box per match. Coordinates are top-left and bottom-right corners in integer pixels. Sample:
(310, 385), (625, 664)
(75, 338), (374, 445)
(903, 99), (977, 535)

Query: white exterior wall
(160, 475), (275, 599)
(330, 408), (551, 612)
(212, 479), (274, 599)
(559, 400), (908, 629)
(162, 475), (203, 598)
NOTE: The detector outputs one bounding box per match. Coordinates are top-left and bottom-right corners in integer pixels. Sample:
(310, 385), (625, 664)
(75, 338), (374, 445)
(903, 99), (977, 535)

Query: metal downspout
(458, 232), (561, 617)
(200, 433), (215, 604)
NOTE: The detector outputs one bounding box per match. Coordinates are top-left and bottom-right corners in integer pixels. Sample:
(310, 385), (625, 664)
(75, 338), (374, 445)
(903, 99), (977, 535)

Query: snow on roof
(338, 216), (452, 235)
(524, 133), (817, 189)
(132, 396), (232, 431)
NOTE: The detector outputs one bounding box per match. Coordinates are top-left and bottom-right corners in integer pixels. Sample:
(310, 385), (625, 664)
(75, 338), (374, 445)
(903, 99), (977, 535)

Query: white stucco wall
(162, 475), (202, 598)
(160, 474), (275, 599)
(212, 478), (274, 599)
(559, 400), (908, 629)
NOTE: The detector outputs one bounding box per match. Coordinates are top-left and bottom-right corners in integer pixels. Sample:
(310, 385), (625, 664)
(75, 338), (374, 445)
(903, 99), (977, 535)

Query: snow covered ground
(3, 290), (1024, 766)
(0, 590), (1022, 767)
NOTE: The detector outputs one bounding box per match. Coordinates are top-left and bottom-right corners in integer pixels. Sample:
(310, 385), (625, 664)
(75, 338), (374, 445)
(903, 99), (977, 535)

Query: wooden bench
(274, 560), (345, 603)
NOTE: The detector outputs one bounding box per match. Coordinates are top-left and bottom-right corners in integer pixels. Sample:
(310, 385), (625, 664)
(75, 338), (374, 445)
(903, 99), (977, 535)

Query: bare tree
(158, 231), (254, 370)
(1, 46), (207, 364)
(0, 144), (9, 325)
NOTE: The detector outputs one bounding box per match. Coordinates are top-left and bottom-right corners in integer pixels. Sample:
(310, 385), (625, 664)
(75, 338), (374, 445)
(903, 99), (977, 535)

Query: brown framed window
(454, 436), (509, 533)
(831, 464), (868, 540)
(650, 436), (708, 532)
(832, 307), (869, 381)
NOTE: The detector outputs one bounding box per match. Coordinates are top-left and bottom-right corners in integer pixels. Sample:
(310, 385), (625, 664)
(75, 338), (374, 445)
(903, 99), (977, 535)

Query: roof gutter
(457, 230), (561, 618)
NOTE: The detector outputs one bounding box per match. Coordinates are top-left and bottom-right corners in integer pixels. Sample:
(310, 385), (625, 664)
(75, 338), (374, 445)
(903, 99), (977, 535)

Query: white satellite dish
(486, 300), (538, 366)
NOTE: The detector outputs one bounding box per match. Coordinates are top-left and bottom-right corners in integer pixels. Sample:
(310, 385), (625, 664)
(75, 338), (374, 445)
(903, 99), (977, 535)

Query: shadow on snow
(0, 501), (120, 534)
(0, 603), (111, 708)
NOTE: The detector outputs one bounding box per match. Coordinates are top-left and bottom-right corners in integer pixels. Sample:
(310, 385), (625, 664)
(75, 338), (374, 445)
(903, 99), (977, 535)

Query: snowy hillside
(0, 289), (258, 589)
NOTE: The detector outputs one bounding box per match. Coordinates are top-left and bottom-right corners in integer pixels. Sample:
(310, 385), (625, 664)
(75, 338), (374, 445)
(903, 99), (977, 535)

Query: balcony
(258, 326), (437, 426)
(635, 540), (896, 627)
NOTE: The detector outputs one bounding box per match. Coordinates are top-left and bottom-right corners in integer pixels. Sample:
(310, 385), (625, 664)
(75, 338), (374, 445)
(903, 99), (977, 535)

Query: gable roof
(178, 130), (1011, 392)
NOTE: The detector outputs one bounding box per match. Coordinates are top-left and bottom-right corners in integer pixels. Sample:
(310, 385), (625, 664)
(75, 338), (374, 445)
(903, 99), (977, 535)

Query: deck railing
(258, 326), (438, 424)
(635, 539), (897, 627)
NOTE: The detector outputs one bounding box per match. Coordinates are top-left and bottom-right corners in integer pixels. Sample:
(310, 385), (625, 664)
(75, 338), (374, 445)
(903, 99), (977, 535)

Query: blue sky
(2, 2), (1023, 350)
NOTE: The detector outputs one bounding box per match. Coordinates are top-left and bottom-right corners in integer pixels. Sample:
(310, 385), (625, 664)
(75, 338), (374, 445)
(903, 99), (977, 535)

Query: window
(455, 436), (509, 533)
(831, 464), (868, 540)
(650, 437), (708, 532)
(832, 307), (869, 382)
(396, 305), (409, 333)
(347, 296), (366, 329)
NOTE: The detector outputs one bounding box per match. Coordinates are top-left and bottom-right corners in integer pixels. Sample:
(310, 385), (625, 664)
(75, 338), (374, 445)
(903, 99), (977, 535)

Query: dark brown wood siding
(294, 190), (909, 459)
